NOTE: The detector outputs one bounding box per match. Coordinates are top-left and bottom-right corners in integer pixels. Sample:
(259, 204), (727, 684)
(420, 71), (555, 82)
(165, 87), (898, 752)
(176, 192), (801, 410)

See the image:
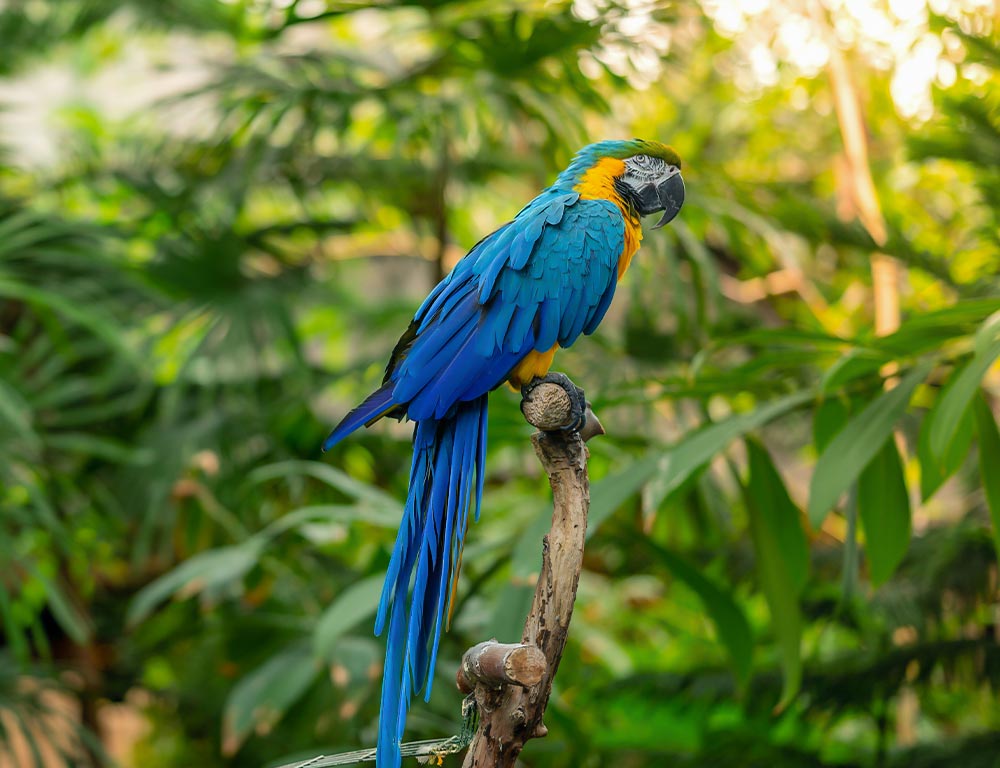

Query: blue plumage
(322, 384), (395, 451)
(323, 146), (646, 768)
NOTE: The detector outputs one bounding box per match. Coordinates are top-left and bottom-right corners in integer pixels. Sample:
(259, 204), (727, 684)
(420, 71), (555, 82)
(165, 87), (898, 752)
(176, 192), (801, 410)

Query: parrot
(323, 139), (684, 767)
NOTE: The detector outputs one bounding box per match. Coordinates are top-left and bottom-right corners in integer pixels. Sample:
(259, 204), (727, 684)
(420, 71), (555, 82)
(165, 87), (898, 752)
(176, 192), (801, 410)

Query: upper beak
(651, 172), (685, 230)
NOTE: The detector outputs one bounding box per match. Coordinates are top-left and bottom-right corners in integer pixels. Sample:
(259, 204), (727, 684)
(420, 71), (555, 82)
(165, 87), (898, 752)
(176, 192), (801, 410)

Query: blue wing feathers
(584, 280), (618, 336)
(536, 297), (561, 350)
(478, 299), (517, 355)
(560, 288), (584, 343)
(478, 250), (508, 302)
(322, 383), (397, 451)
(508, 219), (541, 270)
(507, 303), (537, 354)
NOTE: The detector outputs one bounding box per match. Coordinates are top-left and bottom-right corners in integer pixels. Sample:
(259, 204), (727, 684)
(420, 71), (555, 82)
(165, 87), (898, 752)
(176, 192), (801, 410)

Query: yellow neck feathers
(573, 157), (643, 280)
(575, 157), (626, 202)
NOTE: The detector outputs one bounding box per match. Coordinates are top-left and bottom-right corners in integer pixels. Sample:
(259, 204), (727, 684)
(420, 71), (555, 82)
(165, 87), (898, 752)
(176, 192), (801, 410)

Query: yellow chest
(573, 157), (643, 281)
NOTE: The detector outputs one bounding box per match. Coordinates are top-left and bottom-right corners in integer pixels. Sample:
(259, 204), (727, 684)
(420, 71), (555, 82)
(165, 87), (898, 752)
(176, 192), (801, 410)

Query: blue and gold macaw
(324, 139), (684, 767)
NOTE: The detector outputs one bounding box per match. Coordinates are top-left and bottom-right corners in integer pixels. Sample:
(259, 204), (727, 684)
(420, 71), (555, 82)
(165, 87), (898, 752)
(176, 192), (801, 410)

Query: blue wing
(387, 189), (626, 421)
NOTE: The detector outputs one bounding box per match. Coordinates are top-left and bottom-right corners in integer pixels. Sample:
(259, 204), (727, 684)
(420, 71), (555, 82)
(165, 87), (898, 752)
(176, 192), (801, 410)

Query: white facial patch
(623, 154), (668, 184)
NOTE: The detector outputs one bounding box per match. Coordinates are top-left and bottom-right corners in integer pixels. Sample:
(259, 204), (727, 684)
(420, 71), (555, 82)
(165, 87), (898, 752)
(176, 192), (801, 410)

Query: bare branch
(520, 380), (605, 441)
(456, 642), (547, 694)
(460, 374), (594, 767)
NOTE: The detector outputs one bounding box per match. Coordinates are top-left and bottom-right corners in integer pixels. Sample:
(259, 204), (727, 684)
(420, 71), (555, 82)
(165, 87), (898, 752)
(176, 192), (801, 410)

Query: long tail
(375, 396), (488, 768)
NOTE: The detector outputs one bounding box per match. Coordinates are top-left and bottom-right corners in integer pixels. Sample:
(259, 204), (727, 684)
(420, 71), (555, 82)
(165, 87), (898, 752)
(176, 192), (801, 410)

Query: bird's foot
(520, 372), (588, 433)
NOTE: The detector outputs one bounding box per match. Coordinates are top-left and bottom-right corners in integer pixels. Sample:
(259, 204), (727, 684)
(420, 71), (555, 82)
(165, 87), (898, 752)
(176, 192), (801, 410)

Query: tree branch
(456, 642), (547, 693)
(460, 377), (597, 767)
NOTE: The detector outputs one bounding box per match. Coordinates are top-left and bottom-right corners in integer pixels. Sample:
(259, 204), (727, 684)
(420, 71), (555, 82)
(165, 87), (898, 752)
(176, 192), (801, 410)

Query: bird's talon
(521, 372), (587, 433)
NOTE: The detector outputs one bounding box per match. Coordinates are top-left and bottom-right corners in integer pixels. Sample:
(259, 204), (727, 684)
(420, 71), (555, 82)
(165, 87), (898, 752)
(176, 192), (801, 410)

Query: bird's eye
(625, 154), (666, 182)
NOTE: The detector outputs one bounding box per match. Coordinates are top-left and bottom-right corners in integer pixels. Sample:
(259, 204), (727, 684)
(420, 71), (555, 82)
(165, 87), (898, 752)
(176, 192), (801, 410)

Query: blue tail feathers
(374, 395), (488, 768)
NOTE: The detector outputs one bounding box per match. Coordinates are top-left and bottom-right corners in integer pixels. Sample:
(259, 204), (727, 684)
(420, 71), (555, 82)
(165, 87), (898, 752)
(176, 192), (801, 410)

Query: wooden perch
(520, 378), (605, 441)
(459, 375), (596, 768)
(456, 642), (547, 693)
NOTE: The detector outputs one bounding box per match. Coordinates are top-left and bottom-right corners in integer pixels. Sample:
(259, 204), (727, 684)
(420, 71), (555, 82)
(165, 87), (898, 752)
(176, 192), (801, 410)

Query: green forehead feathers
(604, 139), (682, 168)
(556, 139), (682, 186)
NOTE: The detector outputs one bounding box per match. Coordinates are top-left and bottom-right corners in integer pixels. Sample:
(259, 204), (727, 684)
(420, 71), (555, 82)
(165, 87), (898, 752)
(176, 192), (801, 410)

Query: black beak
(651, 172), (684, 230)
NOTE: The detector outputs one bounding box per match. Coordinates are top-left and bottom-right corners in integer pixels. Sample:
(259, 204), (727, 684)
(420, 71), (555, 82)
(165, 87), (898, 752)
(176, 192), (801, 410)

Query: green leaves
(813, 395), (849, 453)
(857, 438), (911, 585)
(745, 439), (808, 708)
(4, 4), (1000, 767)
(645, 541), (754, 687)
(650, 391), (813, 501)
(919, 392), (974, 500)
(222, 641), (318, 756)
(918, 320), (1000, 500)
(588, 390), (813, 534)
(27, 567), (92, 646)
(313, 574), (385, 660)
(249, 460), (400, 514)
(809, 361), (932, 527)
(127, 540), (264, 627)
(974, 393), (1000, 562)
(927, 336), (1000, 464)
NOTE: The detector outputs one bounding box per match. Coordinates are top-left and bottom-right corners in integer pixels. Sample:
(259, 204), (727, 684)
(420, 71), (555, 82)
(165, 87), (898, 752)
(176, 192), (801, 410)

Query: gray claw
(521, 372), (587, 433)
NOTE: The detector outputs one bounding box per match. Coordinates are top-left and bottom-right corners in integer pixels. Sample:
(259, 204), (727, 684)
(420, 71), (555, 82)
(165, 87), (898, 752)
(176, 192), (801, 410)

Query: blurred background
(2, 0), (1000, 766)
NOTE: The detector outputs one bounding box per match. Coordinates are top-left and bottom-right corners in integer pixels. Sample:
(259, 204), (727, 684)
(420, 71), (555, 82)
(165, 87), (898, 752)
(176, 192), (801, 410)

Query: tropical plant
(0, 2), (998, 768)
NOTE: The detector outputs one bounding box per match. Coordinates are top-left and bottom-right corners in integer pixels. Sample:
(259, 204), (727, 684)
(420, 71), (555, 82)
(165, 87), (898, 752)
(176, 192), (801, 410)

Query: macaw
(323, 139), (684, 767)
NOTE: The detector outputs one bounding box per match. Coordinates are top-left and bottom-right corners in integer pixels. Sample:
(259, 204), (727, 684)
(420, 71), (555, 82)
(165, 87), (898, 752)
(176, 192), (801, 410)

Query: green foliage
(809, 361), (932, 527)
(643, 539), (754, 688)
(744, 438), (807, 708)
(974, 393), (1000, 562)
(857, 438), (911, 586)
(2, 2), (1000, 768)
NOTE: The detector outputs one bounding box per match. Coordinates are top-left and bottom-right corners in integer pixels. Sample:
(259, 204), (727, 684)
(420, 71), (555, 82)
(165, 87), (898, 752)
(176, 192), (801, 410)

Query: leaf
(587, 455), (664, 537)
(313, 574), (385, 660)
(974, 310), (1000, 354)
(840, 487), (860, 601)
(27, 568), (92, 645)
(0, 277), (134, 361)
(857, 438), (911, 586)
(0, 582), (29, 663)
(126, 541), (263, 626)
(808, 361), (932, 528)
(646, 541), (754, 687)
(821, 350), (885, 394)
(720, 327), (851, 349)
(813, 396), (849, 455)
(974, 393), (1000, 563)
(654, 391), (814, 497)
(46, 433), (154, 465)
(918, 393), (973, 501)
(262, 504), (400, 537)
(877, 298), (1000, 354)
(745, 439), (803, 710)
(248, 460), (400, 511)
(0, 378), (36, 441)
(222, 641), (318, 755)
(928, 337), (1000, 464)
(488, 581), (536, 644)
(745, 439), (809, 593)
(588, 390), (813, 535)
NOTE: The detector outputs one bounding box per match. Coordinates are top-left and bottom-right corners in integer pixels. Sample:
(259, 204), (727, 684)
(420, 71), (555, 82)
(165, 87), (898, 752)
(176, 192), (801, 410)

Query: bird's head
(558, 139), (685, 229)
